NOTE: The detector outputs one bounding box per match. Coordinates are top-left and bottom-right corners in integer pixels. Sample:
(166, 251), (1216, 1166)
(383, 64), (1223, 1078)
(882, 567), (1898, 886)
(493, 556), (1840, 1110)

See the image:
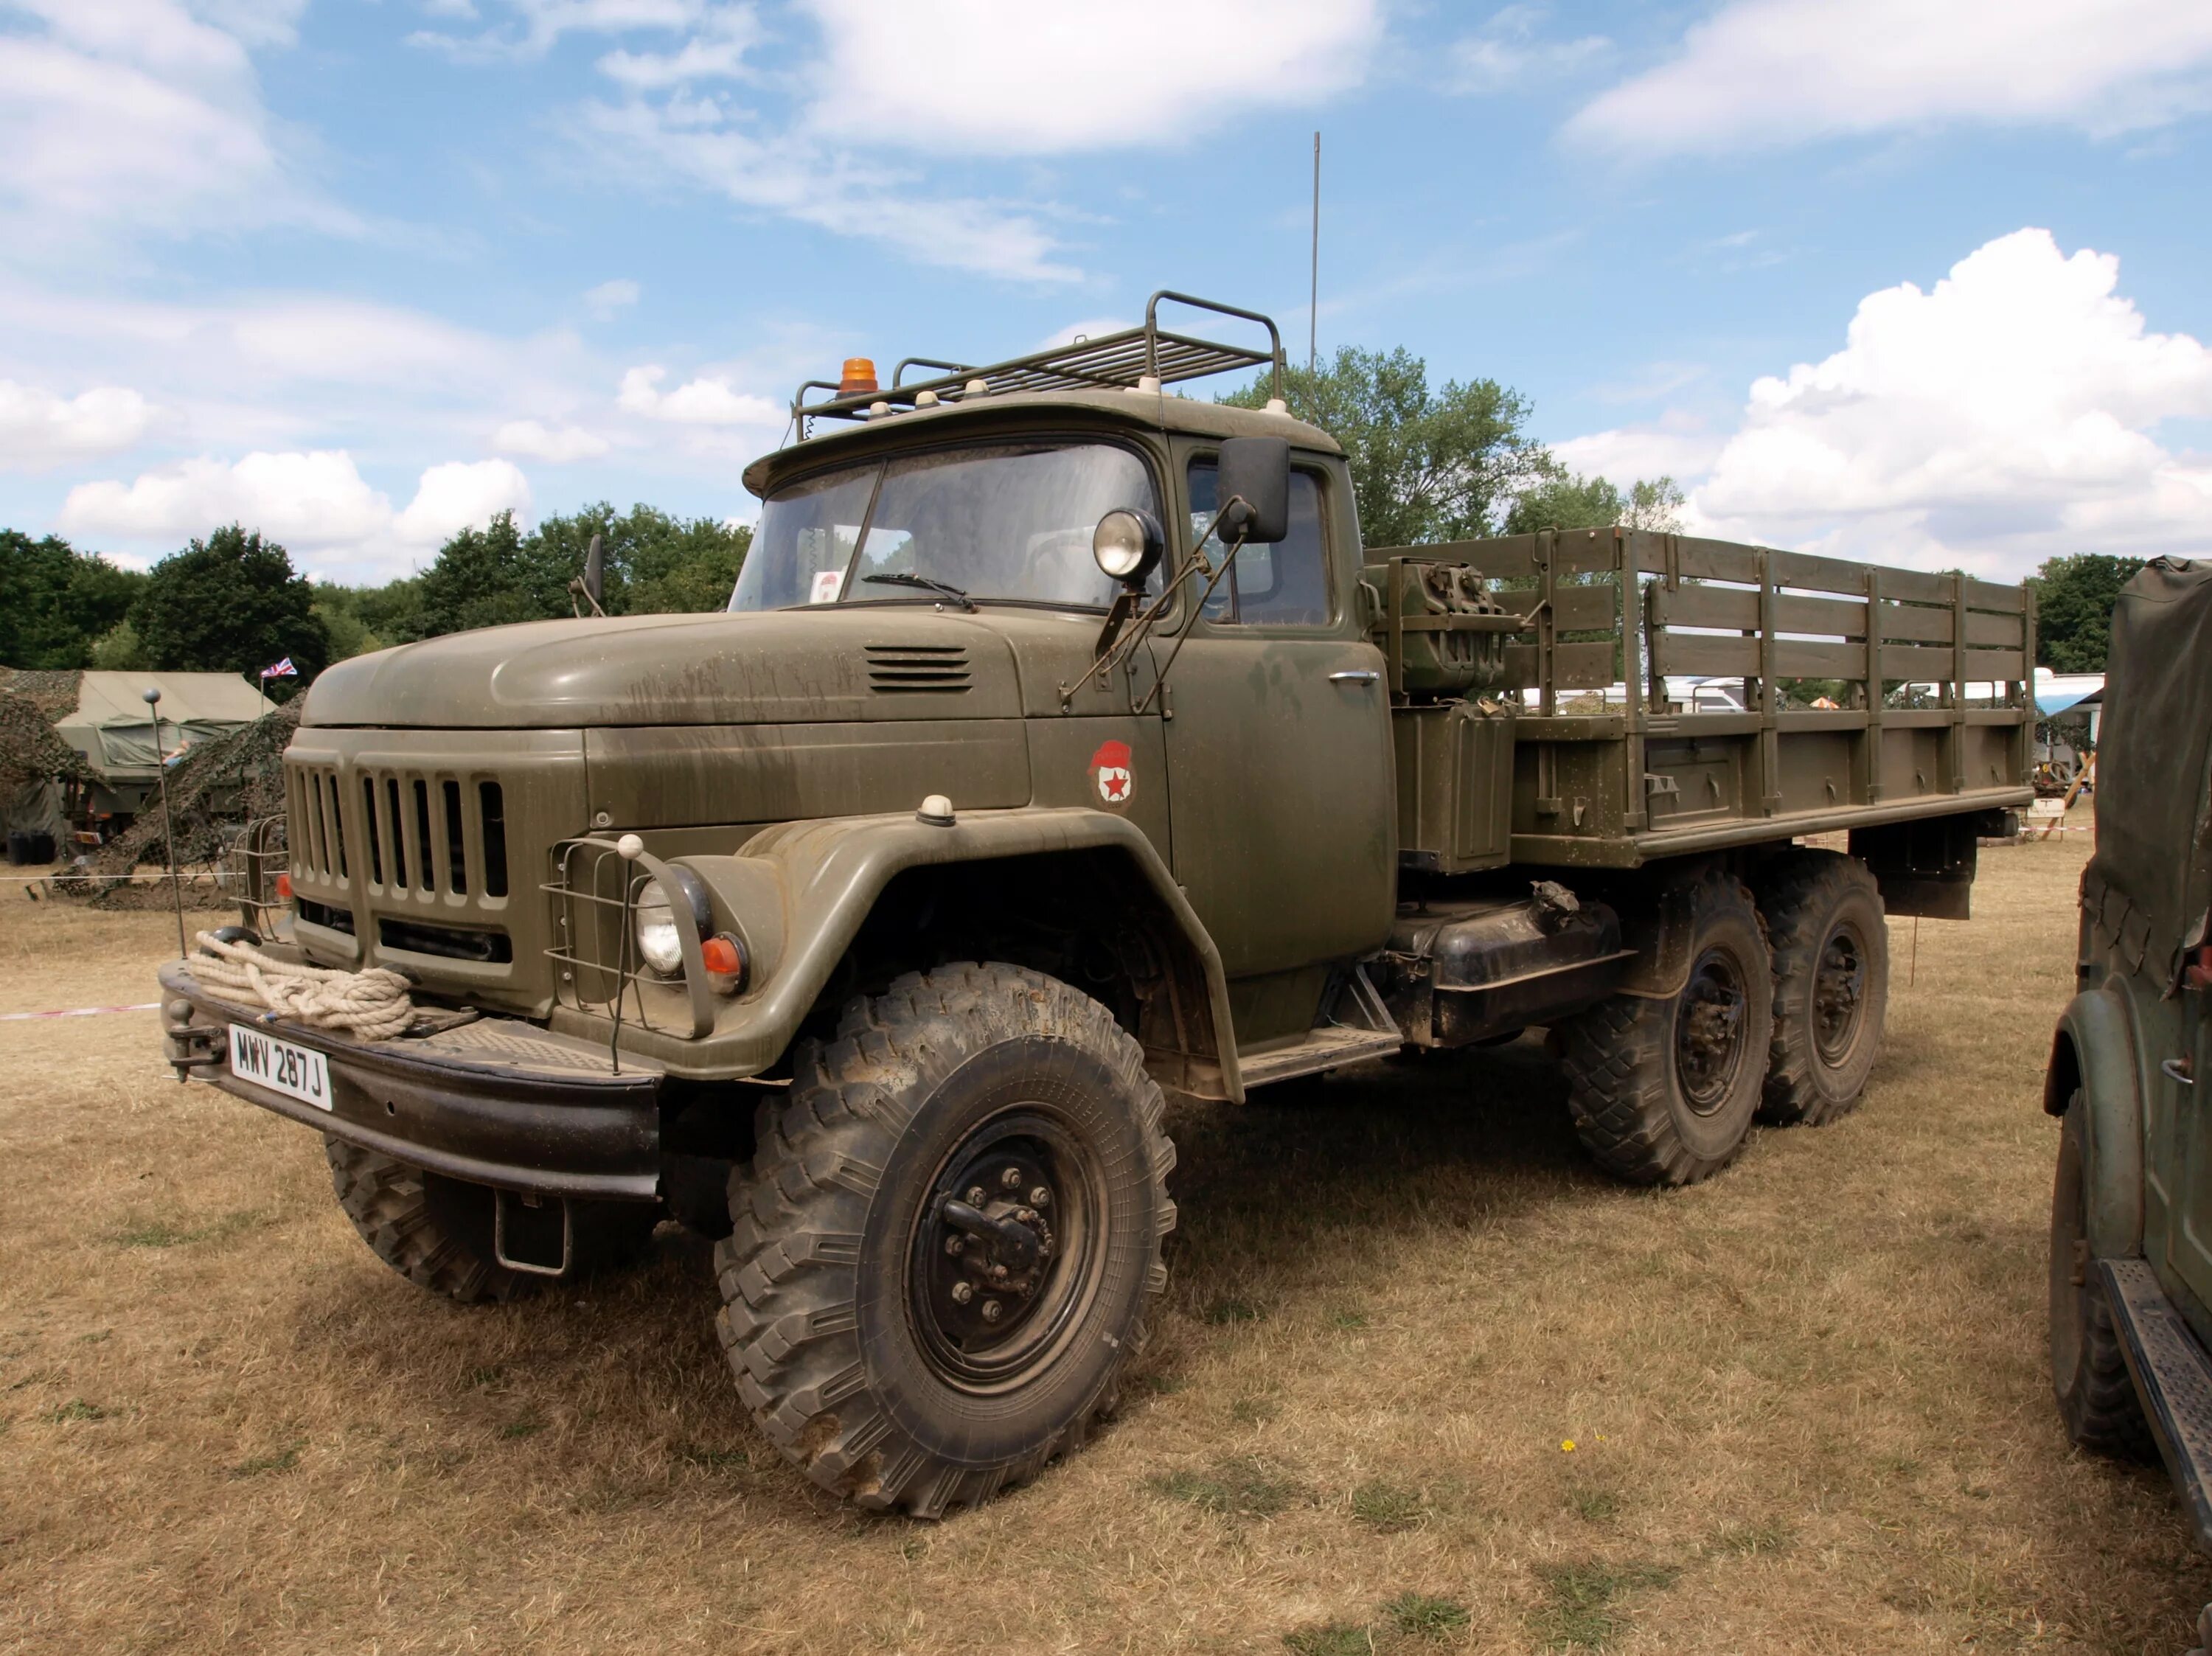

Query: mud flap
(1848, 812), (2008, 920)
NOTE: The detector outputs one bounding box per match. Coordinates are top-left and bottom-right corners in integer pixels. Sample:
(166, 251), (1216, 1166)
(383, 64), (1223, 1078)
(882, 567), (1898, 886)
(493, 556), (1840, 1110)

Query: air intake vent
(866, 643), (971, 694)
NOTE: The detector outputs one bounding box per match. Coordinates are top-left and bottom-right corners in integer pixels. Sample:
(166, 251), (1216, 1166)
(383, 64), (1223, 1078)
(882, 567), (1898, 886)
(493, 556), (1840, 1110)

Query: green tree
(130, 525), (328, 698)
(1224, 347), (1552, 546)
(2027, 552), (2144, 672)
(0, 531), (147, 668)
(392, 503), (751, 642)
(1502, 472), (1687, 536)
(1622, 476), (1686, 532)
(400, 511), (559, 640)
(1503, 473), (1624, 535)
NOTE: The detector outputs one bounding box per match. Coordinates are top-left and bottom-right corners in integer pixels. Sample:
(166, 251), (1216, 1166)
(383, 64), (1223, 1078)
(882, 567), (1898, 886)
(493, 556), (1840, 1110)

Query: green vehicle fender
(669, 805), (1245, 1099)
(2044, 977), (2146, 1260)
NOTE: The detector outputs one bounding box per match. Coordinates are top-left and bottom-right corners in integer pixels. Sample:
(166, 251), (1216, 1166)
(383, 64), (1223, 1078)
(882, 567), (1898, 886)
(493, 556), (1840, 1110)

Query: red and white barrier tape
(0, 1002), (161, 1022)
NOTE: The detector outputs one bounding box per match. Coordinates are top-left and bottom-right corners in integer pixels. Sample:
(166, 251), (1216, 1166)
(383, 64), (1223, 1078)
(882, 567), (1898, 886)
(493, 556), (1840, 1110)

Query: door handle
(1329, 670), (1380, 685)
(2163, 1056), (2195, 1087)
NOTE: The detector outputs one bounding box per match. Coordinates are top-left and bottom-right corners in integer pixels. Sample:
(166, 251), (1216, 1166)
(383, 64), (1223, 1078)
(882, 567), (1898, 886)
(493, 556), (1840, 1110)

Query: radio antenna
(1309, 131), (1321, 378)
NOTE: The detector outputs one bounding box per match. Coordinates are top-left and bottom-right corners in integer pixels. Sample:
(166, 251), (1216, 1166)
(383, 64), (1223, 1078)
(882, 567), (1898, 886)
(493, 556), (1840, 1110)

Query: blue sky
(5, 0), (2212, 585)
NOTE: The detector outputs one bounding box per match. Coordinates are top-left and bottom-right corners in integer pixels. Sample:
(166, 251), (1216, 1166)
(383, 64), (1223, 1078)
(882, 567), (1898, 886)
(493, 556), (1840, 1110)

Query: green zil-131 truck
(159, 295), (2034, 1514)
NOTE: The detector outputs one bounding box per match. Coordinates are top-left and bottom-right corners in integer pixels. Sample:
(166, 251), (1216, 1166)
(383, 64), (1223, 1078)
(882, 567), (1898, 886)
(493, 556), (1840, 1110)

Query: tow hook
(161, 998), (227, 1081)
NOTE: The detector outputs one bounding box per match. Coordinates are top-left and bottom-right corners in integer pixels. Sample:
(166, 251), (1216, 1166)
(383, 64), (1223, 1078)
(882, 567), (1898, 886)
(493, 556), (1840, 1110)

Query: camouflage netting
(0, 669), (95, 798)
(94, 703), (299, 874)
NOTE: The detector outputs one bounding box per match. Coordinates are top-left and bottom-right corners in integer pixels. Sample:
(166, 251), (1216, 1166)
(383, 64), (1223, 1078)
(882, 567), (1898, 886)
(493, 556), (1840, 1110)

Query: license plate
(229, 1023), (333, 1110)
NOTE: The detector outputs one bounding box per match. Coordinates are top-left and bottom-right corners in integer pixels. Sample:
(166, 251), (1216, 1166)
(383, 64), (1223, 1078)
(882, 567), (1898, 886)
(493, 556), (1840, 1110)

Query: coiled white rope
(189, 931), (415, 1041)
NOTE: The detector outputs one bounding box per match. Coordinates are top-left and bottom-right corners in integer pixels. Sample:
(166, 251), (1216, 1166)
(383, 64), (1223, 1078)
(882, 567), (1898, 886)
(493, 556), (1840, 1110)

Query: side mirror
(1216, 436), (1290, 544)
(582, 532), (605, 608)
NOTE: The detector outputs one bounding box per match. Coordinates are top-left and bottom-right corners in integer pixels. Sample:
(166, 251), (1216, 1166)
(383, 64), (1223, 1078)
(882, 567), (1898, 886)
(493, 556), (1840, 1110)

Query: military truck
(158, 295), (2034, 1514)
(2044, 559), (2212, 1593)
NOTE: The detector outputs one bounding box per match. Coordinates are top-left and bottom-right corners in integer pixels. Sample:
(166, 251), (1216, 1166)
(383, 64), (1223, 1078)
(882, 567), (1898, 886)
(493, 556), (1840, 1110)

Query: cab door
(1151, 449), (1395, 1045)
(2166, 950), (2212, 1329)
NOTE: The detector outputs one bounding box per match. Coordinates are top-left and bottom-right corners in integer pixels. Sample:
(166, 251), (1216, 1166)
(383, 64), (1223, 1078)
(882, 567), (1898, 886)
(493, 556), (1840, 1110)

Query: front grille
(341, 769), (509, 900)
(866, 643), (970, 694)
(288, 763), (347, 881)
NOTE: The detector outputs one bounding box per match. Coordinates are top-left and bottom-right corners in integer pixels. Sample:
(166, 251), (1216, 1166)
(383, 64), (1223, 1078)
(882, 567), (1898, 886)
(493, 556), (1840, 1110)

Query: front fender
(2046, 981), (2146, 1259)
(572, 806), (1243, 1098)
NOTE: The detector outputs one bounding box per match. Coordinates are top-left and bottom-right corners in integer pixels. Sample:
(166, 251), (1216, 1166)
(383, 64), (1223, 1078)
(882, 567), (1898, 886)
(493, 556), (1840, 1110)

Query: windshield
(730, 440), (1158, 612)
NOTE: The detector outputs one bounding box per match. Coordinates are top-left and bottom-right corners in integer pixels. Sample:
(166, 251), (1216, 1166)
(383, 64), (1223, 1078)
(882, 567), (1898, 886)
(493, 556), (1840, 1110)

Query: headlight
(632, 865), (714, 978)
(1092, 507), (1163, 584)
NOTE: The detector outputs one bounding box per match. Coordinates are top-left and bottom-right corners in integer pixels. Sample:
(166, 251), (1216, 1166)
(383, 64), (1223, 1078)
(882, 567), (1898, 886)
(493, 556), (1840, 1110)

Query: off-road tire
(1559, 871), (1774, 1186)
(2048, 1099), (2154, 1460)
(1755, 850), (1889, 1126)
(714, 963), (1176, 1517)
(324, 1138), (660, 1304)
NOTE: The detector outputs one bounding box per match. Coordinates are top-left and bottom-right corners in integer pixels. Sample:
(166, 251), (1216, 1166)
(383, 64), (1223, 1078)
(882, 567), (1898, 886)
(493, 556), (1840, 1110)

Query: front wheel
(2048, 1099), (2152, 1458)
(714, 963), (1176, 1516)
(1559, 870), (1775, 1186)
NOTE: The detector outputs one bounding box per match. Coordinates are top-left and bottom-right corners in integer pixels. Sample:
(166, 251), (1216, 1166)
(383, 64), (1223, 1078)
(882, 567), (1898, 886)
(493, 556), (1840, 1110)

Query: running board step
(2099, 1259), (2212, 1546)
(1237, 1027), (1402, 1089)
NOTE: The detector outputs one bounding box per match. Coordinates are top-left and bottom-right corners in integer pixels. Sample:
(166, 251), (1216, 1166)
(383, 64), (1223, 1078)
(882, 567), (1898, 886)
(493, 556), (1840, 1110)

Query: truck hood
(301, 608), (1023, 728)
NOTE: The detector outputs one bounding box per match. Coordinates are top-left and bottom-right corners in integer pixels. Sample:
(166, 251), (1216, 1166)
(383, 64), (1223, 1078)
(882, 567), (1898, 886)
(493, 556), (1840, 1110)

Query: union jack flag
(260, 658), (297, 680)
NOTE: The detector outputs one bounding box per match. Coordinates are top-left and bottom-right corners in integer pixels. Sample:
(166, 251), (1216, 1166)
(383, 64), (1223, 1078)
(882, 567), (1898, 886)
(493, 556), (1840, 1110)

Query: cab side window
(1187, 458), (1332, 627)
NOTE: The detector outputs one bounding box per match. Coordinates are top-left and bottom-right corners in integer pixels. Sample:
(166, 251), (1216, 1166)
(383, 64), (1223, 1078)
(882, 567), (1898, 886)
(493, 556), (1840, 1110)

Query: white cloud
(493, 418), (611, 462)
(1039, 317), (1133, 350)
(1590, 229), (2212, 580)
(597, 2), (757, 86)
(617, 364), (780, 425)
(1551, 417), (1722, 489)
(1569, 0), (2212, 156)
(392, 458), (533, 543)
(582, 277), (641, 316)
(0, 0), (345, 246)
(411, 0), (712, 58)
(1450, 5), (1608, 94)
(60, 450), (392, 549)
(0, 381), (159, 470)
(584, 96), (1077, 281)
(801, 0), (1378, 154)
(58, 449), (535, 578)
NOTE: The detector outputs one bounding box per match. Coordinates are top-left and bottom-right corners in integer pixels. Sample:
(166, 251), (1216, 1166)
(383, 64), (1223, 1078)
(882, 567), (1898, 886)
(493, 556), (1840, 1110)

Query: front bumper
(156, 961), (663, 1201)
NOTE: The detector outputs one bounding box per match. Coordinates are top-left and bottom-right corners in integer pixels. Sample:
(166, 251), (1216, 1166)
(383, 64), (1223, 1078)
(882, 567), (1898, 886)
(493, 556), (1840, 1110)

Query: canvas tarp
(2082, 557), (2212, 987)
(49, 672), (266, 775)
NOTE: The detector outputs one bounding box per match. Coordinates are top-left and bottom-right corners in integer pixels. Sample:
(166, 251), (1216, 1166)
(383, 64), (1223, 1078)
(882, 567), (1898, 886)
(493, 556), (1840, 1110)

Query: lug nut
(1000, 1166), (1023, 1189)
(966, 1186), (987, 1206)
(950, 1281), (974, 1304)
(945, 1234), (964, 1256)
(1029, 1186), (1051, 1208)
(981, 1299), (1004, 1323)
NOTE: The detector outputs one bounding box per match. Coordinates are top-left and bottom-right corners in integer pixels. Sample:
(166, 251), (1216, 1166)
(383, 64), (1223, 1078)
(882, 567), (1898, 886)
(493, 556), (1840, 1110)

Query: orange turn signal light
(700, 932), (748, 994)
(838, 356), (878, 395)
(276, 873), (293, 900)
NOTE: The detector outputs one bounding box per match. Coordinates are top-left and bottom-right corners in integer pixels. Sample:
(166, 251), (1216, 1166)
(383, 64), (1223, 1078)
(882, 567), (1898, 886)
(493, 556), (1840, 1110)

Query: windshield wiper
(861, 572), (978, 612)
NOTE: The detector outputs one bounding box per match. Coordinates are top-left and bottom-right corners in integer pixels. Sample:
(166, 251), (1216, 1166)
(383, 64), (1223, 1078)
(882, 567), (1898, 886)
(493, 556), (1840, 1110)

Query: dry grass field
(3, 810), (2205, 1655)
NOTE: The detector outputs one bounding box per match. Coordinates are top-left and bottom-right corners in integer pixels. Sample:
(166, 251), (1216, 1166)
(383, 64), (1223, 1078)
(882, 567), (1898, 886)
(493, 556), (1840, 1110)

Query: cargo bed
(1368, 526), (2036, 872)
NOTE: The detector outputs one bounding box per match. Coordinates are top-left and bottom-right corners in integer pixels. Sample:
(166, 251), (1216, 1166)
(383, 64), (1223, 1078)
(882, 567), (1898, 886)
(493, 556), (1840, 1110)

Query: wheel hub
(1812, 926), (1866, 1063)
(1675, 948), (1748, 1114)
(909, 1114), (1098, 1386)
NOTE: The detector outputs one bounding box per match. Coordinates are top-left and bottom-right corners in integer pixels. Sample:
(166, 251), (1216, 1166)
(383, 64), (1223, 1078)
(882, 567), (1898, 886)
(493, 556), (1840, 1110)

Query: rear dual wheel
(1755, 851), (1888, 1127)
(1560, 852), (1892, 1187)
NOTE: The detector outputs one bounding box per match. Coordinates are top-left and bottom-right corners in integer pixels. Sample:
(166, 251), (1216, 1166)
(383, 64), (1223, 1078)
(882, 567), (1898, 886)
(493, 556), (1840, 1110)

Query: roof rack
(789, 291), (1284, 436)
